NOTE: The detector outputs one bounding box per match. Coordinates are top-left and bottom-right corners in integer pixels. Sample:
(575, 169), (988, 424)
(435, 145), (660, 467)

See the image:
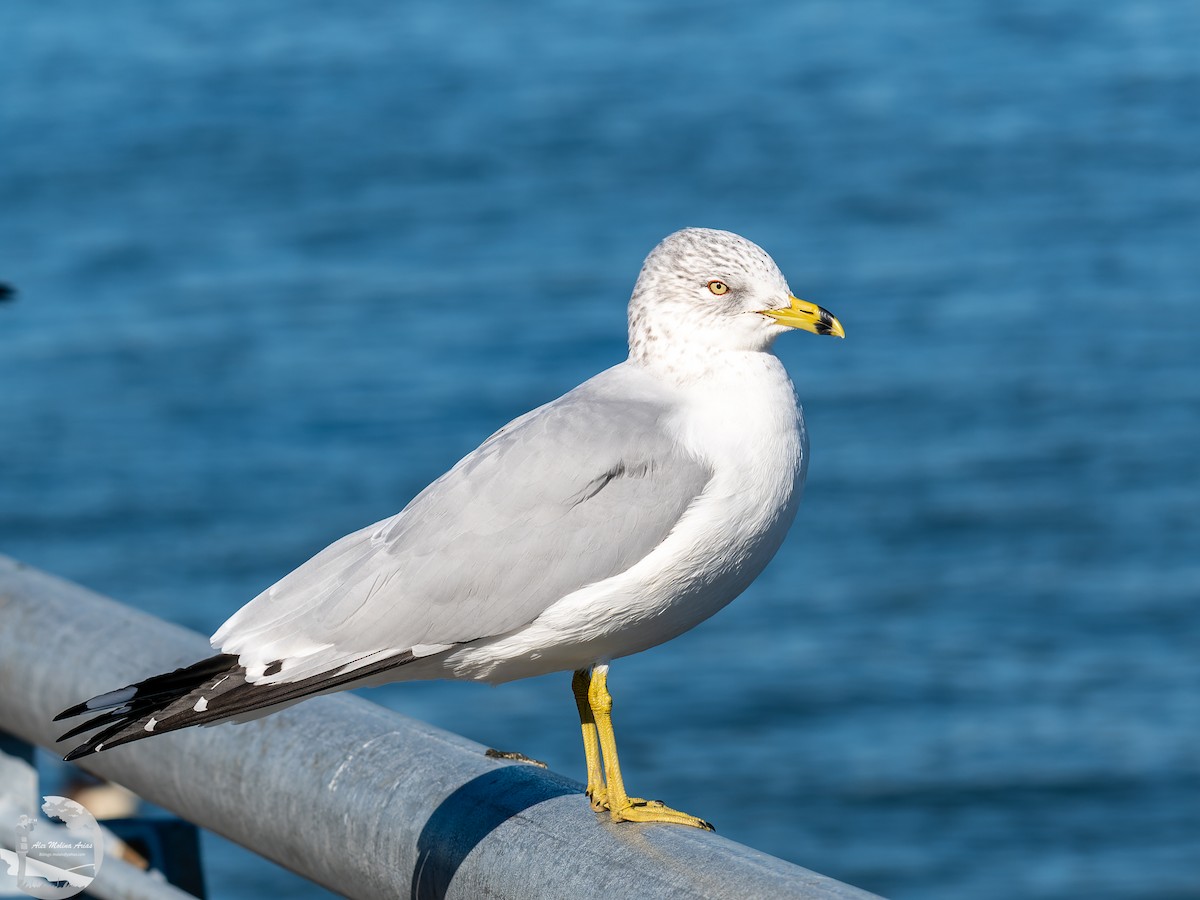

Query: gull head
(627, 228), (843, 366)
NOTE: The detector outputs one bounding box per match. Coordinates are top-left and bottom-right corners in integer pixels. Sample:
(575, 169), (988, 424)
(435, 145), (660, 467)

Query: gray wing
(212, 364), (712, 681)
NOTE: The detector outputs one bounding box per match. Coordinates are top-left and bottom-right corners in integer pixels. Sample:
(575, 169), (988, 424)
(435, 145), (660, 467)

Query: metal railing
(0, 555), (879, 899)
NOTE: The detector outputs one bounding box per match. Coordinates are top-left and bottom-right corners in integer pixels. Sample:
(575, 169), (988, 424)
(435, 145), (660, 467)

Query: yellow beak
(759, 295), (845, 338)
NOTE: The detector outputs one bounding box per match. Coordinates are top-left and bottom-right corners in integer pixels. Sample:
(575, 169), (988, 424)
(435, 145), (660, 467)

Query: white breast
(443, 351), (807, 684)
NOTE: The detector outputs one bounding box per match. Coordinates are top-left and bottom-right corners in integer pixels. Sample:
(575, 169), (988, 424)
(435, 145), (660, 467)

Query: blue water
(3, 2), (1198, 897)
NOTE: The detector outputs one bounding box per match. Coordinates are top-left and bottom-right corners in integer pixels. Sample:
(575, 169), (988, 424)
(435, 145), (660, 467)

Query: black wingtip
(58, 723), (90, 743)
(54, 701), (90, 722)
(55, 693), (124, 721)
(62, 746), (89, 762)
(62, 740), (102, 762)
(56, 683), (142, 722)
(57, 713), (119, 742)
(55, 650), (421, 764)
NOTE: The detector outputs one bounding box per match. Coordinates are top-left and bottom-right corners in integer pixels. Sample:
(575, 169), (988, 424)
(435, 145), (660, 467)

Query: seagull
(56, 227), (844, 830)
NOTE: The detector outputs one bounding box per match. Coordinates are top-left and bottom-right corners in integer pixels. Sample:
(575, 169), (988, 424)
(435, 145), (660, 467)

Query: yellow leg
(571, 668), (608, 811)
(582, 665), (714, 830)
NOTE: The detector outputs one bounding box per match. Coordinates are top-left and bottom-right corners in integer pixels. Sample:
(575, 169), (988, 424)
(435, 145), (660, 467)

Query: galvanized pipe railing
(0, 556), (878, 899)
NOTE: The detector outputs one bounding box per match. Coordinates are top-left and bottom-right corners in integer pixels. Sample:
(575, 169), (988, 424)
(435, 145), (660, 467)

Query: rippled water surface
(2, 2), (1198, 897)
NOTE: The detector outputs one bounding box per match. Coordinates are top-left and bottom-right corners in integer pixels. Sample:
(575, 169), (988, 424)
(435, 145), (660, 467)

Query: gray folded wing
(212, 365), (712, 681)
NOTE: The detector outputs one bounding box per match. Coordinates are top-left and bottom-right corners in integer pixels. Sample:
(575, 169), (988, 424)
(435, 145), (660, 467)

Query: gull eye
(707, 280), (729, 296)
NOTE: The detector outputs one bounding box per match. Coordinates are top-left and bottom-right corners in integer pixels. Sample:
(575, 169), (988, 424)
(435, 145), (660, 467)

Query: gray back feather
(214, 363), (712, 674)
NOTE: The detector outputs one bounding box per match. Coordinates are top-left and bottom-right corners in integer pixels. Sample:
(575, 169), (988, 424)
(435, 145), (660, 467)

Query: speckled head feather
(627, 228), (795, 367)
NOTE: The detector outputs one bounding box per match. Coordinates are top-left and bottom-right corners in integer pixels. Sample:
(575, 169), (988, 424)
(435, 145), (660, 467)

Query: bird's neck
(627, 344), (783, 389)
